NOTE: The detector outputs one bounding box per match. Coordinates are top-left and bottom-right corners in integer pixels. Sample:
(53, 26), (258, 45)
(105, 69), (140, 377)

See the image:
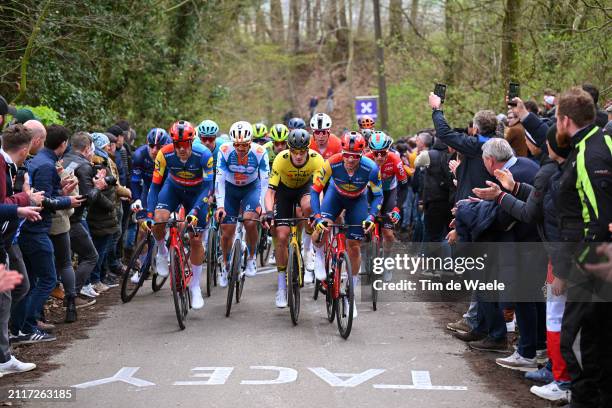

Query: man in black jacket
(62, 132), (105, 300)
(554, 87), (612, 408)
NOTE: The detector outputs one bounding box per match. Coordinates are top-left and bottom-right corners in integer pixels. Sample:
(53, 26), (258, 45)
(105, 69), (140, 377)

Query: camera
(104, 175), (117, 187)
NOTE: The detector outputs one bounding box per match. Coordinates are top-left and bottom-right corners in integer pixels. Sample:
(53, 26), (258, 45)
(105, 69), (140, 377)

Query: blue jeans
(515, 301), (547, 358)
(475, 299), (507, 341)
(90, 234), (113, 284)
(15, 232), (57, 333)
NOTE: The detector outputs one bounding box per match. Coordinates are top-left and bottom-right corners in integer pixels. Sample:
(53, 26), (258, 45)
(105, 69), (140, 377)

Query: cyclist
(215, 121), (270, 286)
(287, 117), (306, 131)
(129, 128), (172, 283)
(311, 132), (383, 317)
(361, 129), (374, 154)
(309, 112), (342, 160)
(263, 129), (324, 308)
(263, 124), (289, 168)
(357, 115), (376, 133)
(365, 132), (407, 280)
(145, 120), (214, 310)
(253, 123), (269, 145)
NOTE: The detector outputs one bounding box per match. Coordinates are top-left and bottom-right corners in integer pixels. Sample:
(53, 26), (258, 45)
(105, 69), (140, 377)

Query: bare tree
(410, 0), (419, 32)
(270, 0), (284, 44)
(357, 0), (366, 38)
(389, 0), (403, 41)
(289, 0), (301, 52)
(373, 0), (388, 130)
(501, 0), (522, 86)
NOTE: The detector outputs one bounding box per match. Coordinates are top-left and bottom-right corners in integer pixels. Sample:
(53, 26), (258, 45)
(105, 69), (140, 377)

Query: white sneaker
(245, 259), (257, 277)
(495, 351), (538, 371)
(130, 272), (141, 284)
(0, 356), (36, 376)
(303, 269), (314, 285)
(275, 288), (288, 308)
(190, 286), (204, 310)
(314, 253), (326, 281)
(506, 320), (516, 332)
(530, 381), (571, 402)
(353, 300), (358, 319)
(219, 266), (228, 288)
(80, 284), (98, 298)
(155, 250), (169, 278)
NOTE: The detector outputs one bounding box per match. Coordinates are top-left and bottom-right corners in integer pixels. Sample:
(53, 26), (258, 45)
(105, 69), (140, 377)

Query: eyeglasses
(148, 143), (161, 149)
(373, 150), (388, 158)
(313, 130), (330, 136)
(233, 142), (250, 149)
(173, 140), (191, 149)
(200, 136), (216, 142)
(342, 152), (362, 159)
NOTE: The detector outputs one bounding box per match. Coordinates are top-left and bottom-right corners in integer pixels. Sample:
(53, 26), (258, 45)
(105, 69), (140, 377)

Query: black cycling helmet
(287, 117), (306, 130)
(287, 129), (311, 150)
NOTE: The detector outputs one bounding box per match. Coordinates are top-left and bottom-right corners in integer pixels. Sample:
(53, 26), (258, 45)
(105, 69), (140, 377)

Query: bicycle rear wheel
(258, 228), (271, 267)
(236, 249), (247, 303)
(225, 239), (241, 317)
(121, 236), (150, 303)
(287, 243), (301, 325)
(336, 251), (354, 339)
(170, 247), (187, 330)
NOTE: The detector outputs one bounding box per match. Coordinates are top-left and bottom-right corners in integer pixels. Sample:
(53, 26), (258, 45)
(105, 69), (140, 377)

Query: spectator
(581, 83), (608, 128)
(308, 96), (319, 119)
(87, 133), (120, 293)
(326, 85), (334, 113)
(543, 89), (556, 122)
(504, 111), (528, 157)
(12, 125), (83, 343)
(23, 120), (47, 158)
(62, 132), (102, 303)
(12, 109), (36, 125)
(0, 96), (17, 130)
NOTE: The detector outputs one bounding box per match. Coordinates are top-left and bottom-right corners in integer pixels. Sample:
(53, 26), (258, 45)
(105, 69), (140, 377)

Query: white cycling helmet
(229, 121), (253, 143)
(310, 112), (332, 131)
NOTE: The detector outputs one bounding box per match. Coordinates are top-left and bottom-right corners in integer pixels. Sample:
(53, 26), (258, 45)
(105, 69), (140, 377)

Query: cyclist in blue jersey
(311, 131), (383, 317)
(145, 120), (214, 310)
(193, 119), (227, 167)
(215, 121), (270, 286)
(130, 128), (172, 217)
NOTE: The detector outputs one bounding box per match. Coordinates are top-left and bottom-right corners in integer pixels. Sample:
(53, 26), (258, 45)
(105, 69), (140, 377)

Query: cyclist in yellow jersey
(263, 124), (289, 168)
(263, 129), (324, 308)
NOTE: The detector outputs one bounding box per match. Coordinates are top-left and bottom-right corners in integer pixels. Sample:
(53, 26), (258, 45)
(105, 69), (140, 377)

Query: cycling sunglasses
(342, 152), (362, 159)
(313, 130), (330, 136)
(233, 142), (250, 149)
(199, 136), (216, 142)
(173, 140), (191, 149)
(372, 150), (388, 158)
(148, 143), (162, 149)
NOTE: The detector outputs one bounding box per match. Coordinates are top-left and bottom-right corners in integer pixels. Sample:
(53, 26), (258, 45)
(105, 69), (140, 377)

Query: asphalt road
(24, 266), (516, 408)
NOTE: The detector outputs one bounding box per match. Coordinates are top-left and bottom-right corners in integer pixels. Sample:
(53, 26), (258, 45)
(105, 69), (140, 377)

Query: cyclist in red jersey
(309, 113), (342, 159)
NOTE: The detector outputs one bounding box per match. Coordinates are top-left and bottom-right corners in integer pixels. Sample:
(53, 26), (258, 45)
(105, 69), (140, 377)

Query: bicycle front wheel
(225, 239), (241, 317)
(121, 235), (150, 303)
(368, 235), (379, 311)
(170, 247), (187, 330)
(336, 251), (354, 339)
(287, 243), (301, 325)
(205, 225), (218, 297)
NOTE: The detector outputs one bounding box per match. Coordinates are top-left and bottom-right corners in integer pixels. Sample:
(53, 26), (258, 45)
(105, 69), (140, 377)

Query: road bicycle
(313, 223), (361, 339)
(257, 224), (273, 267)
(224, 216), (261, 317)
(205, 202), (221, 297)
(274, 211), (310, 325)
(362, 215), (388, 311)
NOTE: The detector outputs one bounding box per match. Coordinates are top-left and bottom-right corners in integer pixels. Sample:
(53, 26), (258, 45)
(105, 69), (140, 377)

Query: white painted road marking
(174, 367), (234, 385)
(240, 366), (298, 385)
(374, 370), (468, 391)
(73, 367), (155, 389)
(308, 368), (386, 387)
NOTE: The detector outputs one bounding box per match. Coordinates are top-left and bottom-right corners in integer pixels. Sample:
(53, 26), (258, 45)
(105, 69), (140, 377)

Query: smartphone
(434, 83), (447, 103)
(508, 82), (520, 106)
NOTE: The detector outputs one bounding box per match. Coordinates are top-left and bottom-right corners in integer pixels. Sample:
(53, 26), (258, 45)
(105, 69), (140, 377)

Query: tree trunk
(357, 0), (366, 38)
(255, 2), (269, 42)
(389, 0), (403, 41)
(346, 0), (355, 122)
(500, 0), (522, 87)
(410, 0), (419, 31)
(289, 0), (300, 52)
(306, 0), (315, 42)
(270, 0), (284, 44)
(314, 0), (321, 41)
(372, 0), (388, 130)
(337, 0), (349, 53)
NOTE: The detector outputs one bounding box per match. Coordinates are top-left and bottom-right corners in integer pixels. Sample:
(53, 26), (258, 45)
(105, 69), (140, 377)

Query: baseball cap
(13, 109), (36, 124)
(0, 96), (17, 116)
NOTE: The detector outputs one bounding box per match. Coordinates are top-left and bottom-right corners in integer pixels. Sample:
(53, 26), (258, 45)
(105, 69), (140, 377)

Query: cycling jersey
(263, 141), (280, 167)
(269, 149), (324, 190)
(131, 145), (155, 209)
(365, 150), (408, 190)
(215, 142), (269, 211)
(311, 153), (383, 218)
(309, 134), (342, 159)
(146, 143), (214, 219)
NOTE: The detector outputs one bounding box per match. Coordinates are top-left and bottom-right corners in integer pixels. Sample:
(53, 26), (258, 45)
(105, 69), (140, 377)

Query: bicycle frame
(166, 219), (192, 289)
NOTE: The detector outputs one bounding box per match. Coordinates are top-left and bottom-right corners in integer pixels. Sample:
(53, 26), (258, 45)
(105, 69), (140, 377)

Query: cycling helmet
(196, 119), (219, 138)
(169, 120), (196, 142)
(253, 123), (268, 139)
(368, 131), (392, 151)
(269, 124), (289, 142)
(287, 117), (306, 130)
(287, 129), (311, 150)
(341, 131), (366, 154)
(357, 115), (375, 130)
(229, 121), (253, 143)
(146, 128), (171, 146)
(361, 128), (374, 142)
(309, 113), (332, 131)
